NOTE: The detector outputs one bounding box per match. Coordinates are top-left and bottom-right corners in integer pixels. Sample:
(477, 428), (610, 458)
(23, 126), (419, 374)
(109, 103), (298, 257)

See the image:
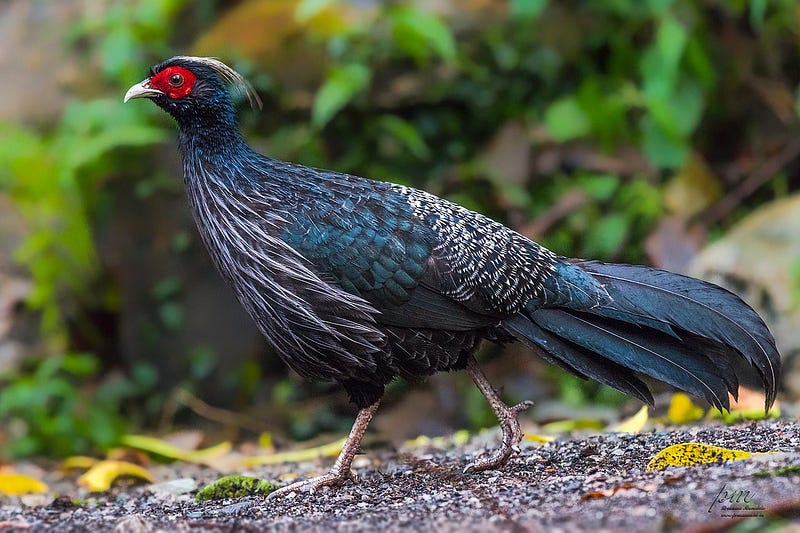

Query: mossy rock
(195, 475), (278, 502)
(754, 464), (800, 478)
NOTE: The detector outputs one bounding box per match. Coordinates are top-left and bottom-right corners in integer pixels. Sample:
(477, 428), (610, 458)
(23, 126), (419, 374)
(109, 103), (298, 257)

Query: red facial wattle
(148, 66), (197, 99)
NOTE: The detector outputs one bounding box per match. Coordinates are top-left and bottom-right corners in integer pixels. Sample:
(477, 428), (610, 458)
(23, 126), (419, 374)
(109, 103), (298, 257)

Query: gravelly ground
(1, 419), (798, 532)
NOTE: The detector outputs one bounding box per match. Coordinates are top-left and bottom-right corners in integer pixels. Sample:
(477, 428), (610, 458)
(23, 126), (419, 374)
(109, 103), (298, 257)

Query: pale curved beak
(123, 80), (164, 102)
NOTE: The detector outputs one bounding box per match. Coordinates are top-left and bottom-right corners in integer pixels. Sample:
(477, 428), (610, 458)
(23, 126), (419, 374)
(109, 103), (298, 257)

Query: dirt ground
(1, 419), (798, 532)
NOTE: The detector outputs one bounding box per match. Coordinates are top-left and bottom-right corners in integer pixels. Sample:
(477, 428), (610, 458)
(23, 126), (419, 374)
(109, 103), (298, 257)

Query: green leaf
(312, 63), (370, 128)
(684, 38), (716, 89)
(647, 76), (704, 138)
(577, 174), (619, 201)
(158, 301), (184, 331)
(656, 15), (687, 66)
(640, 16), (687, 100)
(61, 354), (99, 377)
(583, 213), (628, 257)
(510, 0), (549, 19)
(641, 115), (689, 169)
(100, 31), (136, 78)
(379, 115), (431, 159)
(389, 7), (457, 63)
(544, 97), (591, 141)
(645, 0), (675, 16)
(152, 276), (182, 300)
(190, 345), (217, 381)
(749, 0), (767, 30)
(60, 125), (166, 172)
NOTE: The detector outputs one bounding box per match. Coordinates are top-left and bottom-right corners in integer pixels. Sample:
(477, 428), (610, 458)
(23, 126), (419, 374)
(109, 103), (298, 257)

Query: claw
(268, 470), (353, 499)
(511, 400), (535, 413)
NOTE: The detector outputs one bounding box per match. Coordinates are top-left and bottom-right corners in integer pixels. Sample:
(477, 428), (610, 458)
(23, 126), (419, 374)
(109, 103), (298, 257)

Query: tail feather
(504, 314), (654, 405)
(532, 309), (734, 410)
(576, 261), (779, 407)
(678, 332), (741, 399)
(506, 261), (780, 410)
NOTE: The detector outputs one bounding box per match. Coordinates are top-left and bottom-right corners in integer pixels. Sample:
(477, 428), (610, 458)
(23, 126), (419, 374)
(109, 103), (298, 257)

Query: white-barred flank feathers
(395, 185), (558, 314)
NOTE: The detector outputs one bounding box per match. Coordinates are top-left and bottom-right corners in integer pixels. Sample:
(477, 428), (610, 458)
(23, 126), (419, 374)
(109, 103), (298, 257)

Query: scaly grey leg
(269, 399), (381, 498)
(463, 356), (533, 473)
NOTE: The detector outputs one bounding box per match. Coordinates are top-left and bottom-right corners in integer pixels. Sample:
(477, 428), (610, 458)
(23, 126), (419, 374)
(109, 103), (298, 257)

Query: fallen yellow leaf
(667, 393), (704, 424)
(0, 472), (48, 495)
(119, 434), (232, 463)
(452, 429), (470, 446)
(647, 442), (753, 471)
(540, 419), (605, 434)
(609, 405), (649, 433)
(525, 434), (555, 443)
(61, 456), (99, 470)
(258, 432), (274, 450)
(663, 153), (721, 217)
(402, 430), (471, 450)
(241, 438), (346, 467)
(78, 460), (154, 492)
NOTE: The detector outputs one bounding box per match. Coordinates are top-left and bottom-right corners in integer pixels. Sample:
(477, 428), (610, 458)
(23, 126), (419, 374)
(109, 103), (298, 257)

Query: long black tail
(503, 260), (780, 411)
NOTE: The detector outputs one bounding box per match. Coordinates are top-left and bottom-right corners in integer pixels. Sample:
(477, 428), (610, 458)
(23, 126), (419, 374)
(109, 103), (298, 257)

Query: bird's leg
(268, 399), (380, 498)
(463, 356), (533, 473)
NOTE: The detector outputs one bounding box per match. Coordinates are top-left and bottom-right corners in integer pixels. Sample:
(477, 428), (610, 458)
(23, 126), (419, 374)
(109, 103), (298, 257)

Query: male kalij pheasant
(125, 57), (780, 497)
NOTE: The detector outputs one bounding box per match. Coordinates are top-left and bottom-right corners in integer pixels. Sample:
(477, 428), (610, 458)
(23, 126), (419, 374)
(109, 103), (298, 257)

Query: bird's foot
(268, 469), (355, 499)
(269, 400), (380, 499)
(463, 399), (533, 474)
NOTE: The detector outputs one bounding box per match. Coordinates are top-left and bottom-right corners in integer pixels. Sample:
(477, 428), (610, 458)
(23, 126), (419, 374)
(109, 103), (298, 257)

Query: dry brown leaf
(581, 483), (655, 501)
(663, 153), (721, 217)
(106, 447), (150, 466)
(160, 430), (204, 452)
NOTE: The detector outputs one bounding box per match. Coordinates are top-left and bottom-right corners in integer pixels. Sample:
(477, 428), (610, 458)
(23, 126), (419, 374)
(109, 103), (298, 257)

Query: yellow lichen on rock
(646, 442), (753, 471)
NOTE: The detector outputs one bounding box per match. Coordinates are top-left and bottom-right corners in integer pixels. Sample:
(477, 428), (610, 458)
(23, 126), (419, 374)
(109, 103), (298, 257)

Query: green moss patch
(195, 475), (278, 502)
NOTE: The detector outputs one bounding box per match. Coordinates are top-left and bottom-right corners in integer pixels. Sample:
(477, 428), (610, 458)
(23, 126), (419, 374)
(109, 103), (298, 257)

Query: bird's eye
(169, 74), (184, 87)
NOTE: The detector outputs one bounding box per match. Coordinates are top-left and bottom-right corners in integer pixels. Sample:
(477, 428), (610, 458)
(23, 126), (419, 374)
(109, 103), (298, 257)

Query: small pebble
(149, 478), (198, 497)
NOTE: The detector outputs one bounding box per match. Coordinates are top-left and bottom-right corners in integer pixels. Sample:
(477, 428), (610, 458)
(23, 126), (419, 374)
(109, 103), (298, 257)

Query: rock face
(691, 194), (800, 399)
(0, 1), (81, 123)
(0, 1), (269, 401)
(100, 155), (267, 405)
(0, 195), (40, 376)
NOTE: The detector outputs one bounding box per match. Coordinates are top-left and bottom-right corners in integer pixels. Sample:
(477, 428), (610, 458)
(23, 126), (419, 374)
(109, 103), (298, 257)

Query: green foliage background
(0, 0), (798, 457)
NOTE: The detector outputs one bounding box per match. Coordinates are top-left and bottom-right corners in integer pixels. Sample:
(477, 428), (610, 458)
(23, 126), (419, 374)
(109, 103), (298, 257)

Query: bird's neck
(177, 118), (258, 189)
